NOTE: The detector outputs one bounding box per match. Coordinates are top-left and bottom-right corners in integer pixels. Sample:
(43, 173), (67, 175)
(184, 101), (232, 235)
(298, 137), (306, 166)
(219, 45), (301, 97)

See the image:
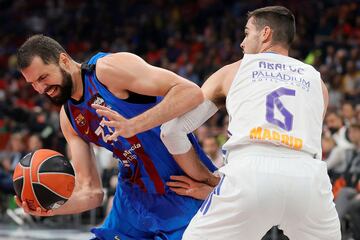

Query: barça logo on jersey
(75, 113), (86, 127)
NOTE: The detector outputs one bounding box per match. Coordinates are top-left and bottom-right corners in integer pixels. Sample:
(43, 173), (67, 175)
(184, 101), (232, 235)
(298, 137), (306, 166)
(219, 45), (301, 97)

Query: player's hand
(205, 172), (221, 187)
(166, 175), (214, 200)
(92, 104), (137, 139)
(14, 196), (54, 217)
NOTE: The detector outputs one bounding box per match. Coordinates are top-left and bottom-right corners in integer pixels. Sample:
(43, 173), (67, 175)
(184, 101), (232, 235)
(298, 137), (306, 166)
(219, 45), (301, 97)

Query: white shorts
(183, 145), (341, 240)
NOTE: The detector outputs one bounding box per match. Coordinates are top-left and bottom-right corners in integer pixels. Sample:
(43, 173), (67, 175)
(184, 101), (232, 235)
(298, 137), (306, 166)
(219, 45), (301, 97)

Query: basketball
(12, 149), (75, 211)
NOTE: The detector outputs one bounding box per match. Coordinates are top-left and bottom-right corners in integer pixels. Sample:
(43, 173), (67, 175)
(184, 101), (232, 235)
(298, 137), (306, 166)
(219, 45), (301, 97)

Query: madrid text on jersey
(251, 61), (310, 92)
(249, 126), (303, 150)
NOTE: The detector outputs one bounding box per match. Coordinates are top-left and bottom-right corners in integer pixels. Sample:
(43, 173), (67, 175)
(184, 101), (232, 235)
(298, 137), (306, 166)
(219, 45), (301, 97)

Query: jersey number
(265, 87), (295, 131)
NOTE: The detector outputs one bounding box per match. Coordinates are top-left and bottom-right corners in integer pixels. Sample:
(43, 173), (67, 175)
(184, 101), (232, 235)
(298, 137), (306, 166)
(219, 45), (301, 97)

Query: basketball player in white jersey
(160, 5), (341, 240)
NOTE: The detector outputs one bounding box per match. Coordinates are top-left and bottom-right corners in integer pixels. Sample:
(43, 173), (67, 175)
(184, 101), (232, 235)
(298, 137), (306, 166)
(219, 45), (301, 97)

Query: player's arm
(166, 175), (214, 200)
(161, 61), (241, 186)
(94, 52), (204, 138)
(53, 107), (104, 215)
(18, 107), (104, 216)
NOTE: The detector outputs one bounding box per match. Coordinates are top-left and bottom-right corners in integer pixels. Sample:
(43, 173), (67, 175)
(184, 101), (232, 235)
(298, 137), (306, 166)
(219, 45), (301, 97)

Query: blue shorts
(91, 183), (202, 240)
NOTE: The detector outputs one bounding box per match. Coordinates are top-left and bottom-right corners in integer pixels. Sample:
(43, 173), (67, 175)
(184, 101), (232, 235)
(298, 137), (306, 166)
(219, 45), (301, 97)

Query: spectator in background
(325, 111), (353, 149)
(8, 133), (27, 171)
(27, 133), (43, 152)
(202, 135), (223, 168)
(0, 157), (14, 195)
(322, 135), (349, 180)
(341, 102), (356, 127)
(342, 60), (360, 104)
(334, 123), (360, 239)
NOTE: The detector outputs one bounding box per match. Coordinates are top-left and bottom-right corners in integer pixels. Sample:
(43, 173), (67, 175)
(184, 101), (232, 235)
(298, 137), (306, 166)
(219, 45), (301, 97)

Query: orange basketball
(12, 149), (75, 211)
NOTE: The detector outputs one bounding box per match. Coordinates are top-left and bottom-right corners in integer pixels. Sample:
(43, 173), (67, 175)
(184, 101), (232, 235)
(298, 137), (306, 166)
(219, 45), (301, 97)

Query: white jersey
(223, 53), (324, 159)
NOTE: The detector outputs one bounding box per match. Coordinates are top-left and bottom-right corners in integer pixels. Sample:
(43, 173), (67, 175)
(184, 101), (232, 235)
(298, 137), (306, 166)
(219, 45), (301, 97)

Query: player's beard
(46, 68), (73, 106)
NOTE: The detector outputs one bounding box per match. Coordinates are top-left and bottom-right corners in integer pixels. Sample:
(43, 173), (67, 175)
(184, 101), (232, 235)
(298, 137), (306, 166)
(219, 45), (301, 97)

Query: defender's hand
(205, 172), (221, 187)
(92, 104), (137, 139)
(166, 175), (214, 200)
(15, 196), (54, 217)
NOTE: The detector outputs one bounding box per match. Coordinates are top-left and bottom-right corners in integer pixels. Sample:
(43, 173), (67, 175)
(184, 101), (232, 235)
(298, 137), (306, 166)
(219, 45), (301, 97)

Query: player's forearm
(130, 83), (204, 134)
(173, 148), (219, 187)
(52, 186), (104, 215)
(160, 99), (220, 185)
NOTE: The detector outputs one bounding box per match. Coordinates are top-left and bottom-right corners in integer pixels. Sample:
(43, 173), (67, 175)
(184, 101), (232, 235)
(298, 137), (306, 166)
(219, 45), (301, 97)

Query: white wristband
(161, 99), (218, 154)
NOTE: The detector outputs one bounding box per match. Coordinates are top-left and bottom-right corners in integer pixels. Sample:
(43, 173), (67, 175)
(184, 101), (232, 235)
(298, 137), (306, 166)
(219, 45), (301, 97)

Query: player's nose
(32, 82), (46, 94)
(240, 41), (245, 50)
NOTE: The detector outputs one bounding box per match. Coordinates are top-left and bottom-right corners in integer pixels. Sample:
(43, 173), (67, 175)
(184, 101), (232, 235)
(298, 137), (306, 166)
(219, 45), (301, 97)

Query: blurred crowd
(0, 0), (359, 238)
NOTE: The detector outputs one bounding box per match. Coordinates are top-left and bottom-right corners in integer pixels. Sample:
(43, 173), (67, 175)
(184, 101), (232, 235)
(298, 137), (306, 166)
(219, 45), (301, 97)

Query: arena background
(0, 0), (359, 239)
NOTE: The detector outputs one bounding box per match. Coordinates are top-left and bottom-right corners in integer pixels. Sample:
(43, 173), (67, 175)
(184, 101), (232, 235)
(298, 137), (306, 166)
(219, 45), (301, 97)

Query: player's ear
(261, 26), (272, 43)
(59, 53), (70, 69)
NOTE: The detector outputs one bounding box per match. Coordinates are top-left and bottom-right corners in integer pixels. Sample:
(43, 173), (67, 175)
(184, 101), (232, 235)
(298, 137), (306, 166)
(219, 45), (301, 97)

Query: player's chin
(47, 94), (68, 106)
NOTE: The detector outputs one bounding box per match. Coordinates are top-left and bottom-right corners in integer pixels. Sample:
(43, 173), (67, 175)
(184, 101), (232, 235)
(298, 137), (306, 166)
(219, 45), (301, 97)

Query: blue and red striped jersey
(64, 52), (217, 239)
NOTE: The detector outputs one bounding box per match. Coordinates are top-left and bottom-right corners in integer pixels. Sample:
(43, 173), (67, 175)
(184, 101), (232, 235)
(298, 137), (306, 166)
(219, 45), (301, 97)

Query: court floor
(0, 224), (93, 240)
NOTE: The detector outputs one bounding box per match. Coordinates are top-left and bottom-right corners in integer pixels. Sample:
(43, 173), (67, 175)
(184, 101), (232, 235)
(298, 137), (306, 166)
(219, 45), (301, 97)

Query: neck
(260, 44), (289, 56)
(71, 61), (83, 101)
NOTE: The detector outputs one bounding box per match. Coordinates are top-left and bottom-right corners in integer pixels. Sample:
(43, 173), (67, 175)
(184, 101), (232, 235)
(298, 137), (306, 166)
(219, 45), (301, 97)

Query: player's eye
(39, 75), (47, 81)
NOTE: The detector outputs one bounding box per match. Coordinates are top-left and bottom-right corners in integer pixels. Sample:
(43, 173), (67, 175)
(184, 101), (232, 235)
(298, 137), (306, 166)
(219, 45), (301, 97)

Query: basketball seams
(13, 176), (23, 182)
(20, 166), (26, 202)
(37, 154), (64, 181)
(30, 152), (46, 210)
(38, 172), (75, 177)
(37, 182), (70, 200)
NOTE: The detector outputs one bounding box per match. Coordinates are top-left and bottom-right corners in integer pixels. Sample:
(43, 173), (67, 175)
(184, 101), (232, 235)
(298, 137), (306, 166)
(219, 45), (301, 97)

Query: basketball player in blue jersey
(15, 35), (219, 240)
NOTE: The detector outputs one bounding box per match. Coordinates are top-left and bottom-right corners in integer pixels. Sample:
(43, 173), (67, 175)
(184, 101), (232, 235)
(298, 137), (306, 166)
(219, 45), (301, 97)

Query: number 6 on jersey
(265, 87), (296, 131)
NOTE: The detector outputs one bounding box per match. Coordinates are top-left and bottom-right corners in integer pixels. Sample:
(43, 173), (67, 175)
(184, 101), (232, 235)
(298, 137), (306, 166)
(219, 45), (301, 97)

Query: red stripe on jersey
(113, 148), (146, 192)
(127, 136), (165, 195)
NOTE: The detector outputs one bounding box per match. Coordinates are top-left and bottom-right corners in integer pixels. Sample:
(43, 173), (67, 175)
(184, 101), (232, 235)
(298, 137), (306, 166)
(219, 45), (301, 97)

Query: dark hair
(350, 123), (360, 130)
(248, 6), (296, 47)
(17, 34), (68, 69)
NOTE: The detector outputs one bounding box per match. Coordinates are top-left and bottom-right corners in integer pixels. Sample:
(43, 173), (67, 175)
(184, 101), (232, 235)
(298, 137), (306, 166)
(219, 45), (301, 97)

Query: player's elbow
(160, 120), (191, 155)
(188, 84), (204, 106)
(160, 119), (181, 141)
(90, 188), (105, 208)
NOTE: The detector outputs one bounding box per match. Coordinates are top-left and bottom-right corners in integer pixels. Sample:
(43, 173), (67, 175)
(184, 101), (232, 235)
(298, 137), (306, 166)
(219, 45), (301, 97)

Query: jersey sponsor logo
(249, 126), (303, 150)
(251, 61), (310, 92)
(123, 143), (141, 159)
(258, 61), (304, 74)
(114, 143), (142, 166)
(88, 93), (106, 107)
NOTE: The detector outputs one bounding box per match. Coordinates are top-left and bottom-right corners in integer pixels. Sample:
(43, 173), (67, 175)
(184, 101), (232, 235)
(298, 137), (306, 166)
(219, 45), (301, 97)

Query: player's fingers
(47, 210), (53, 216)
(96, 108), (126, 122)
(108, 132), (120, 141)
(36, 207), (42, 214)
(95, 109), (119, 121)
(91, 104), (110, 111)
(92, 104), (118, 115)
(22, 201), (30, 213)
(169, 187), (188, 196)
(166, 181), (190, 189)
(101, 120), (122, 129)
(170, 175), (194, 184)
